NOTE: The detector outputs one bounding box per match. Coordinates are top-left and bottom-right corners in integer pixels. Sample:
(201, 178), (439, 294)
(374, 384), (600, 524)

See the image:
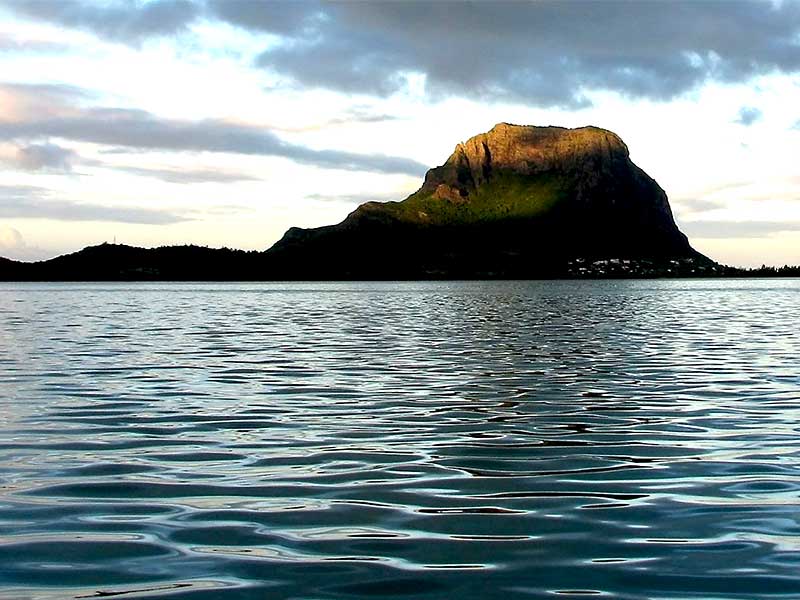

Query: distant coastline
(1, 242), (798, 281)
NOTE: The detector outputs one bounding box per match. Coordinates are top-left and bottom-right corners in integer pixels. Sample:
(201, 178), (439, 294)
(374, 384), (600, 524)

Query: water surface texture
(1, 280), (799, 599)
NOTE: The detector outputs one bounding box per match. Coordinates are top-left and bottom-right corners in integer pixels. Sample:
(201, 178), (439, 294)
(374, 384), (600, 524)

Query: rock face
(266, 123), (703, 278)
(425, 124), (627, 193)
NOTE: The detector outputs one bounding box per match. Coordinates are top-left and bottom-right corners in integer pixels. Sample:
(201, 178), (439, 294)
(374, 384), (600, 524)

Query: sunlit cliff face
(0, 1), (799, 267)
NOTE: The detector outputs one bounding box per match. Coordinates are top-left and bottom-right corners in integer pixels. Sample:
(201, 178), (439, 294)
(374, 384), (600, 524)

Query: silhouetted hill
(0, 244), (267, 281)
(0, 256), (24, 279)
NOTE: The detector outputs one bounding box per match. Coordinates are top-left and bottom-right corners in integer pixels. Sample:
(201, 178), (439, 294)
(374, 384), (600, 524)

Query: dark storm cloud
(6, 1), (798, 107)
(735, 107), (763, 126)
(0, 0), (201, 43)
(243, 1), (800, 106)
(0, 184), (189, 224)
(681, 220), (800, 239)
(206, 0), (319, 36)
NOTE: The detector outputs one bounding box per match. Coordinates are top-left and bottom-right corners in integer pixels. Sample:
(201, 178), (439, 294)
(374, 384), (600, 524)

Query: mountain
(266, 123), (706, 278)
(1, 123), (716, 280)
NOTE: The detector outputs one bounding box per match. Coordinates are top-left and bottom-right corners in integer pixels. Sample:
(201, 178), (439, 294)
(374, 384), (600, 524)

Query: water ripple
(0, 280), (799, 599)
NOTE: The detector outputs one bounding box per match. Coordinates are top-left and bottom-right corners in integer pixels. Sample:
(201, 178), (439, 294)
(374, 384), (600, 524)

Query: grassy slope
(364, 172), (569, 227)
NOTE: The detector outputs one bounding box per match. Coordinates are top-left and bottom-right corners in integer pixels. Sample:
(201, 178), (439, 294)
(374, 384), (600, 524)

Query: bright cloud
(0, 223), (24, 248)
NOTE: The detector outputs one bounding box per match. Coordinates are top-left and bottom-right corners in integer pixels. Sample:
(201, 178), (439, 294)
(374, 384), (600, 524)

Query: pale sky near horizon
(1, 0), (799, 267)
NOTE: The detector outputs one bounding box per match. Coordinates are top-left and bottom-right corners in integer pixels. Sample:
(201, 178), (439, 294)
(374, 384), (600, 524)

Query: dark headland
(1, 124), (796, 280)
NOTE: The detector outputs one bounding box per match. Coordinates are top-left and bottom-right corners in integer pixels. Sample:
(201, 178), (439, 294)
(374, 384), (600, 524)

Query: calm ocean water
(1, 280), (799, 600)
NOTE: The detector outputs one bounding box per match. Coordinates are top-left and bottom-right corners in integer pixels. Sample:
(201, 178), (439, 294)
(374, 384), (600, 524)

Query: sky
(0, 0), (799, 267)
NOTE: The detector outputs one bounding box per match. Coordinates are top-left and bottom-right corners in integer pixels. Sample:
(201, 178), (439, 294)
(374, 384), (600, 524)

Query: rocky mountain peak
(423, 124), (631, 198)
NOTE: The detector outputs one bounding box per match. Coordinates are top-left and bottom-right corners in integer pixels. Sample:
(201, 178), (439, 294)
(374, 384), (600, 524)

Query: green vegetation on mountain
(363, 171), (567, 226)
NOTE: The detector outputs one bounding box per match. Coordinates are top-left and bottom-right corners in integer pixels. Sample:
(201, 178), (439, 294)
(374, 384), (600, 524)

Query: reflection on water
(0, 280), (799, 599)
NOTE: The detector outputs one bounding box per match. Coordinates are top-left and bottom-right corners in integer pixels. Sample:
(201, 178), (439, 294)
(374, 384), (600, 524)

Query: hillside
(266, 124), (705, 277)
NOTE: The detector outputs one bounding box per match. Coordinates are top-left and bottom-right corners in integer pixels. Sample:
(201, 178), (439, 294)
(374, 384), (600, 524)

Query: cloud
(0, 109), (426, 175)
(0, 224), (24, 249)
(5, 2), (800, 107)
(0, 83), (426, 176)
(239, 1), (800, 106)
(0, 224), (33, 261)
(0, 33), (71, 53)
(673, 198), (724, 214)
(207, 0), (318, 37)
(6, 143), (78, 171)
(306, 190), (408, 205)
(735, 106), (763, 126)
(0, 184), (190, 224)
(1, 87), (396, 181)
(264, 107), (400, 134)
(0, 82), (94, 123)
(0, 224), (53, 261)
(112, 165), (260, 184)
(324, 106), (399, 127)
(191, 204), (253, 217)
(0, 108), (426, 176)
(7, 1), (799, 107)
(692, 180), (757, 196)
(1, 0), (201, 44)
(682, 220), (800, 239)
(0, 139), (259, 183)
(0, 81), (91, 102)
